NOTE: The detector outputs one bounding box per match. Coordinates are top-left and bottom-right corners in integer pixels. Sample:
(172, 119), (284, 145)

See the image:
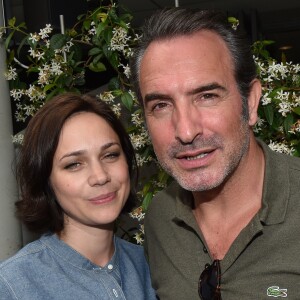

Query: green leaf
(283, 114), (294, 135)
(108, 7), (119, 22)
(121, 92), (133, 111)
(17, 36), (29, 57)
(63, 75), (73, 87)
(293, 107), (300, 116)
(74, 76), (85, 86)
(5, 30), (15, 49)
(108, 52), (119, 69)
(7, 49), (15, 65)
(8, 17), (16, 27)
(263, 104), (274, 125)
(46, 88), (59, 101)
(92, 54), (103, 64)
(70, 43), (82, 61)
(158, 170), (169, 184)
(88, 61), (106, 72)
(43, 83), (56, 92)
(227, 17), (238, 23)
(83, 19), (91, 31)
(50, 34), (68, 50)
(108, 77), (120, 90)
(103, 28), (113, 44)
(142, 192), (153, 211)
(88, 47), (102, 56)
(96, 22), (106, 37)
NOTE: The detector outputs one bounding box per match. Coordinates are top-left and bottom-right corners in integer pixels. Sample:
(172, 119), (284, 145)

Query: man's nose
(173, 103), (203, 144)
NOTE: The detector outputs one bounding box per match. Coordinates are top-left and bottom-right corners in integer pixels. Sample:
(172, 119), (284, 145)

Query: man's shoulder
(148, 181), (181, 208)
(267, 144), (300, 172)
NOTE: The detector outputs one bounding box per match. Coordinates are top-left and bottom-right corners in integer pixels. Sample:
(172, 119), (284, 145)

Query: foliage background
(1, 1), (300, 243)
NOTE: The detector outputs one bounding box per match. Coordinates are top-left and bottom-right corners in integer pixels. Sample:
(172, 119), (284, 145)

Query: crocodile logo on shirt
(267, 286), (287, 297)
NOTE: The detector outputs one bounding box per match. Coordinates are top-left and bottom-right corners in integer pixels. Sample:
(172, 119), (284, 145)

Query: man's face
(139, 30), (257, 192)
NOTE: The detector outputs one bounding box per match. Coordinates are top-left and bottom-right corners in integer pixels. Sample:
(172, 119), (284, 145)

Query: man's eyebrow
(187, 83), (227, 95)
(144, 93), (171, 104)
(143, 83), (227, 104)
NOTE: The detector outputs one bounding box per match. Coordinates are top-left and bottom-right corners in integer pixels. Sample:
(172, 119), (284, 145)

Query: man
(130, 8), (300, 300)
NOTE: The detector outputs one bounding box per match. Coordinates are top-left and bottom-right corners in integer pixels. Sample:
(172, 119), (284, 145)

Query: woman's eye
(64, 162), (81, 170)
(104, 152), (120, 160)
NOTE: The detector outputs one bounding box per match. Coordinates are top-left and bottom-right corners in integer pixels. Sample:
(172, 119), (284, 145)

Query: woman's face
(50, 112), (130, 231)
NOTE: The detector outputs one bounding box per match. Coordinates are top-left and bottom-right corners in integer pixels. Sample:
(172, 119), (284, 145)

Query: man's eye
(195, 93), (221, 106)
(151, 102), (169, 111)
(202, 93), (217, 100)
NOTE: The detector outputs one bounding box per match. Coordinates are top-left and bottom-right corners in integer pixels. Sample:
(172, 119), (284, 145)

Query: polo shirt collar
(258, 140), (289, 225)
(173, 140), (290, 227)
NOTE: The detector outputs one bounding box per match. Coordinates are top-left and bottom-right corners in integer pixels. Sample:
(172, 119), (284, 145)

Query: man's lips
(176, 148), (215, 160)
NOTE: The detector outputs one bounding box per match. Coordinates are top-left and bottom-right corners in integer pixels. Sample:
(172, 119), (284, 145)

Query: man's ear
(248, 79), (262, 126)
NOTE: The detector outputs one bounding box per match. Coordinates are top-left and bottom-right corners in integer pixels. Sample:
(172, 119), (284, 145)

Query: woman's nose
(88, 163), (111, 186)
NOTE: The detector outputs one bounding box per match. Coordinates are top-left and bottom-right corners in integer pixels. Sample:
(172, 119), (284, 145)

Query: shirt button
(108, 264), (113, 270)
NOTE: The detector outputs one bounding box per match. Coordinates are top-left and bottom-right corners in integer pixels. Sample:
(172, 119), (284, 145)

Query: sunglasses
(198, 259), (222, 300)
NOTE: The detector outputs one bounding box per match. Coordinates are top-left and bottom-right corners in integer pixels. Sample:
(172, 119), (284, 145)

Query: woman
(0, 93), (156, 299)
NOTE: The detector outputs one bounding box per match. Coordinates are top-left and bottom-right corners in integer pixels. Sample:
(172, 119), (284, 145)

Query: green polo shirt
(144, 141), (300, 299)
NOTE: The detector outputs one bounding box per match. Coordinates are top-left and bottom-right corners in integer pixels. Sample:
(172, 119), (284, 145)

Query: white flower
(39, 24), (52, 39)
(261, 92), (272, 105)
(38, 64), (51, 86)
(268, 141), (294, 155)
(289, 120), (300, 134)
(12, 133), (24, 145)
(253, 116), (265, 133)
(50, 60), (63, 76)
(0, 27), (5, 40)
(109, 26), (132, 57)
(4, 66), (17, 80)
(35, 51), (45, 61)
(98, 91), (115, 103)
(278, 100), (292, 117)
(119, 63), (131, 78)
(28, 33), (40, 43)
(292, 64), (300, 73)
(10, 89), (24, 100)
(26, 85), (46, 102)
(131, 111), (144, 126)
(88, 22), (96, 35)
(129, 129), (150, 150)
(81, 35), (91, 43)
(111, 103), (121, 118)
(129, 206), (145, 221)
(133, 232), (144, 245)
(28, 48), (36, 58)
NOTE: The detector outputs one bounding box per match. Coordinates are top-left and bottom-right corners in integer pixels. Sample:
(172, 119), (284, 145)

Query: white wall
(0, 0), (22, 260)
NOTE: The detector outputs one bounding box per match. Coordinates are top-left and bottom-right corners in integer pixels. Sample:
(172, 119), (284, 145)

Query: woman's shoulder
(115, 236), (143, 253)
(0, 235), (52, 277)
(115, 237), (147, 264)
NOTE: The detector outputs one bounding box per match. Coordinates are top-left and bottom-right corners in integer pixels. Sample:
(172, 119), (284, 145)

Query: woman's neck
(58, 220), (115, 267)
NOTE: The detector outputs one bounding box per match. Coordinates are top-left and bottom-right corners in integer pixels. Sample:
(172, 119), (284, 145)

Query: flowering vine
(1, 6), (300, 244)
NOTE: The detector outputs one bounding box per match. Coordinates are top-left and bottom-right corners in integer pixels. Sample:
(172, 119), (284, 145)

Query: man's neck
(192, 137), (265, 259)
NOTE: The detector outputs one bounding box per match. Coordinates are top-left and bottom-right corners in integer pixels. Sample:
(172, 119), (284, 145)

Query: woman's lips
(88, 192), (116, 205)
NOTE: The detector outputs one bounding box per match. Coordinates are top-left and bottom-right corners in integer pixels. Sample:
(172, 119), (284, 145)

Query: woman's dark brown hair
(16, 93), (137, 234)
